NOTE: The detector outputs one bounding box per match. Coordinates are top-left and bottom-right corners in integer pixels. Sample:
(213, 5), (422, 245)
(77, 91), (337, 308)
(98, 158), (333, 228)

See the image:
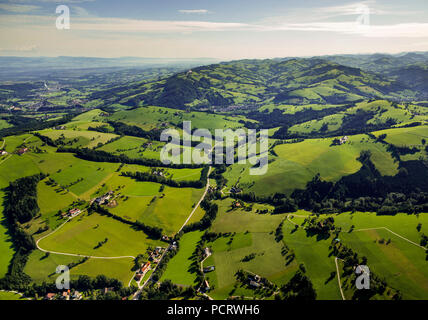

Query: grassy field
(0, 291), (27, 300)
(161, 230), (204, 286)
(37, 129), (118, 149)
(282, 215), (342, 299)
(98, 135), (164, 160)
(37, 211), (164, 258)
(108, 106), (252, 131)
(206, 199), (298, 299)
(224, 133), (398, 197)
(326, 211), (428, 299)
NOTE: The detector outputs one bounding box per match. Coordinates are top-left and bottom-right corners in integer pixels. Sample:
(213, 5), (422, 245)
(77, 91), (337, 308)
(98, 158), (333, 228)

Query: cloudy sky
(0, 0), (427, 59)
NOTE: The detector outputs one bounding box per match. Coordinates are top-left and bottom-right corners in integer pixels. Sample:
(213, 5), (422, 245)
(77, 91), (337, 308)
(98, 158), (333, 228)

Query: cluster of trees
(91, 203), (162, 239)
(23, 274), (125, 298)
(108, 121), (163, 141)
(0, 174), (46, 290)
(275, 265), (317, 301)
(141, 280), (196, 300)
(303, 216), (336, 236)
(182, 199), (218, 232)
(57, 147), (204, 169)
(121, 166), (209, 189)
(0, 113), (78, 139)
(4, 174), (46, 224)
(32, 132), (57, 147)
(290, 151), (428, 214)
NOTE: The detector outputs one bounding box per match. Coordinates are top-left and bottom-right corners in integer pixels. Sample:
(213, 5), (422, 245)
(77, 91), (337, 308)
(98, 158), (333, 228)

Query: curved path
(36, 212), (136, 260)
(354, 226), (427, 250)
(334, 257), (346, 300)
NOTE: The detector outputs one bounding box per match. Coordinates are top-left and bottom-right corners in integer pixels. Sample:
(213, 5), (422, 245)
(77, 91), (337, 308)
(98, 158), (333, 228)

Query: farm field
(161, 230), (204, 286)
(37, 211), (164, 258)
(108, 106), (252, 131)
(0, 291), (26, 300)
(37, 129), (118, 149)
(224, 133), (399, 196)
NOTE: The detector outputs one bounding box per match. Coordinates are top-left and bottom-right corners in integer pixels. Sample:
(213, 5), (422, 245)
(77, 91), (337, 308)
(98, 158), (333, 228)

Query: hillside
(89, 58), (418, 109)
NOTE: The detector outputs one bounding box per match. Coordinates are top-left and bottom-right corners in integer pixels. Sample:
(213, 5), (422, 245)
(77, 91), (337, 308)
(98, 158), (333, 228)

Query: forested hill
(89, 57), (421, 109)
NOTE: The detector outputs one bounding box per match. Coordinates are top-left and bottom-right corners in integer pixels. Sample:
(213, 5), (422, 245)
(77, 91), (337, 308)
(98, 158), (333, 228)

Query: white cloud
(0, 3), (39, 13)
(1, 13), (427, 38)
(178, 9), (210, 14)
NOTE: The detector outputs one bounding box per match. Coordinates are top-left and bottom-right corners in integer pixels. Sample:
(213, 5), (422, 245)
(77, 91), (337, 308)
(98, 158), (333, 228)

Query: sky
(0, 0), (427, 59)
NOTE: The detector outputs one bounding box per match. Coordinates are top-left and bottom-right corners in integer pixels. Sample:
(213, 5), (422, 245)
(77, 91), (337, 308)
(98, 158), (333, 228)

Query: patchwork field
(37, 211), (164, 258)
(161, 230), (204, 286)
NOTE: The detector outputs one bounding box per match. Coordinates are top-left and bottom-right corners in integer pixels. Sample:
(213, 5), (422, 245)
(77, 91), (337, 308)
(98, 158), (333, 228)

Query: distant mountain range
(90, 53), (428, 109)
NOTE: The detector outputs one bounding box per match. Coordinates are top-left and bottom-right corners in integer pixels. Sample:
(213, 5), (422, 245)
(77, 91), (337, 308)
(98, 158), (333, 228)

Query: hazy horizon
(1, 0), (428, 59)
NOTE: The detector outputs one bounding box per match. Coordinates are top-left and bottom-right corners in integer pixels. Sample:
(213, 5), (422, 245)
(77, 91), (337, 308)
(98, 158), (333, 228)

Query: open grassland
(108, 106), (252, 131)
(161, 230), (204, 286)
(282, 216), (342, 300)
(3, 134), (32, 153)
(25, 247), (135, 286)
(88, 173), (204, 235)
(326, 211), (428, 299)
(224, 134), (398, 197)
(37, 211), (164, 258)
(206, 232), (296, 300)
(99, 135), (164, 160)
(206, 199), (298, 299)
(0, 192), (14, 278)
(37, 129), (118, 149)
(373, 125), (428, 147)
(0, 291), (26, 300)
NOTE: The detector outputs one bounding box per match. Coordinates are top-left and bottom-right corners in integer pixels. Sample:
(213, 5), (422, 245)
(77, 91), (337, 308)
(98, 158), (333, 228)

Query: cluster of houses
(134, 261), (151, 282)
(94, 191), (113, 205)
(149, 246), (164, 264)
(152, 170), (164, 177)
(248, 274), (262, 288)
(338, 136), (349, 145)
(45, 290), (82, 300)
(68, 208), (81, 218)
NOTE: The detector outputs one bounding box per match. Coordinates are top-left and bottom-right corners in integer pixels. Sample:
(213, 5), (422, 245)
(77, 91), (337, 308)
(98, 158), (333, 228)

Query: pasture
(161, 230), (204, 286)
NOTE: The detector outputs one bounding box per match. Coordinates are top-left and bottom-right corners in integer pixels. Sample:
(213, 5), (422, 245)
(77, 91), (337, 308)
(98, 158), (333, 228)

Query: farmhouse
(249, 280), (261, 288)
(17, 147), (28, 155)
(339, 136), (349, 145)
(68, 208), (81, 218)
(161, 235), (170, 242)
(45, 293), (56, 300)
(95, 191), (113, 205)
(0, 150), (7, 156)
(141, 261), (151, 273)
(203, 266), (215, 273)
(104, 287), (114, 294)
(134, 274), (142, 281)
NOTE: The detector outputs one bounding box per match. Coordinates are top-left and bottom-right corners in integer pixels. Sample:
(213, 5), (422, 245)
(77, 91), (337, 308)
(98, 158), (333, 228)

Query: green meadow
(161, 230), (204, 286)
(37, 211), (163, 258)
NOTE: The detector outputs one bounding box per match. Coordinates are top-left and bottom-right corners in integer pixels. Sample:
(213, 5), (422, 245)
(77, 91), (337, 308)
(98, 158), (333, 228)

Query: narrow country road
(335, 257), (346, 300)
